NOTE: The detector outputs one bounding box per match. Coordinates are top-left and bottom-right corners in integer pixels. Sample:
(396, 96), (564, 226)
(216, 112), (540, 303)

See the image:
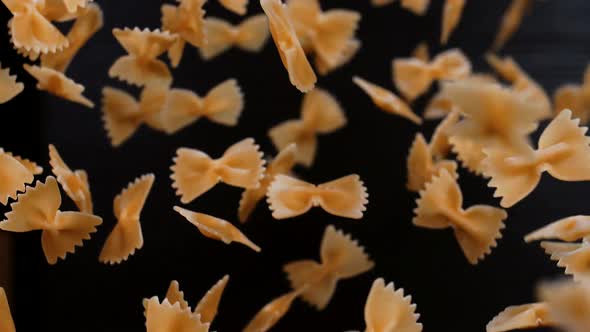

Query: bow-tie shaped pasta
(429, 110), (461, 160)
(109, 28), (178, 87)
(315, 38), (360, 76)
(49, 144), (93, 213)
(537, 280), (590, 332)
(268, 88), (346, 167)
(260, 0), (317, 92)
(0, 149), (42, 205)
(171, 138), (265, 203)
(99, 174), (155, 264)
(353, 76), (422, 125)
(413, 169), (507, 264)
(0, 288), (15, 332)
(243, 289), (302, 332)
(41, 3), (103, 73)
(393, 49), (471, 101)
(0, 176), (102, 264)
(525, 215), (590, 243)
(200, 15), (270, 60)
(267, 174), (368, 219)
(144, 297), (210, 332)
(238, 144), (297, 223)
(0, 63), (24, 103)
(284, 225), (374, 310)
(486, 303), (553, 332)
(406, 133), (458, 192)
(441, 0), (466, 44)
(3, 0), (69, 53)
(540, 240), (590, 282)
(36, 0), (89, 22)
(492, 0), (534, 51)
(101, 85), (169, 146)
(174, 207), (261, 252)
(23, 64), (94, 107)
(362, 278), (422, 332)
(554, 64), (590, 124)
(158, 79), (244, 134)
(161, 0), (206, 67)
(371, 0), (430, 15)
(484, 110), (590, 208)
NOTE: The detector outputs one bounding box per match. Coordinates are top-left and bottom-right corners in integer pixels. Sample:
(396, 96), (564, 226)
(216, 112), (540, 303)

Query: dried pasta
(363, 278), (422, 332)
(37, 0), (89, 22)
(525, 215), (590, 243)
(283, 225), (374, 310)
(429, 110), (460, 159)
(315, 38), (360, 75)
(0, 288), (15, 332)
(540, 240), (590, 282)
(0, 148), (43, 175)
(173, 206), (261, 252)
(200, 15), (269, 60)
(0, 63), (24, 103)
(0, 149), (35, 205)
(492, 0), (534, 51)
(49, 144), (93, 213)
(268, 88), (346, 167)
(0, 176), (102, 264)
(413, 169), (507, 264)
(486, 303), (553, 332)
(23, 64), (94, 107)
(267, 174), (368, 219)
(144, 297), (210, 332)
(99, 174), (155, 264)
(218, 0), (248, 15)
(537, 280), (590, 332)
(171, 138), (265, 203)
(406, 133), (458, 192)
(161, 0), (206, 67)
(553, 64), (590, 124)
(441, 0), (466, 44)
(243, 289), (302, 332)
(371, 0), (430, 15)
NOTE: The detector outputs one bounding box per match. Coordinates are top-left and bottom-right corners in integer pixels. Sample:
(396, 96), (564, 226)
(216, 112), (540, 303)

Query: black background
(1, 0), (588, 331)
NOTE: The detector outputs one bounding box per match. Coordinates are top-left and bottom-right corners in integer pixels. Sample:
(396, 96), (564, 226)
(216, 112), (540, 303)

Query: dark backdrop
(1, 0), (588, 331)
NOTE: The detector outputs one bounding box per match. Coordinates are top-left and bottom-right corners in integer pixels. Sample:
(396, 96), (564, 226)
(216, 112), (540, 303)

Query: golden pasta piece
(429, 110), (460, 159)
(540, 241), (590, 282)
(492, 0), (534, 51)
(363, 278), (422, 332)
(243, 289), (302, 332)
(23, 64), (94, 107)
(284, 225), (374, 310)
(484, 110), (590, 208)
(219, 0), (248, 15)
(161, 0), (206, 67)
(353, 76), (422, 125)
(537, 280), (590, 332)
(201, 15), (270, 60)
(173, 206), (261, 252)
(449, 135), (487, 175)
(0, 150), (35, 205)
(238, 144), (297, 223)
(0, 176), (102, 264)
(315, 38), (360, 76)
(553, 65), (590, 124)
(0, 63), (24, 103)
(393, 49), (471, 101)
(36, 0), (88, 22)
(171, 138), (265, 203)
(159, 79), (244, 134)
(1, 149), (43, 176)
(486, 303), (553, 332)
(101, 85), (168, 146)
(0, 288), (15, 332)
(412, 42), (429, 62)
(268, 88), (346, 167)
(267, 174), (368, 219)
(413, 169), (507, 264)
(525, 215), (590, 243)
(49, 144), (93, 213)
(372, 0), (430, 14)
(109, 27), (177, 87)
(41, 3), (103, 73)
(406, 133), (458, 192)
(144, 297), (210, 332)
(99, 174), (155, 264)
(260, 0), (317, 92)
(441, 0), (466, 44)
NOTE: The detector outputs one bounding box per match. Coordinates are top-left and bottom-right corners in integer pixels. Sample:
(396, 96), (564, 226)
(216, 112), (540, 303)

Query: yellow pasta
(441, 0), (466, 44)
(283, 225), (374, 310)
(449, 136), (487, 175)
(171, 138), (265, 203)
(242, 289), (302, 332)
(37, 0), (89, 22)
(540, 241), (590, 282)
(486, 303), (553, 332)
(219, 0), (248, 15)
(23, 64), (94, 107)
(406, 133), (458, 192)
(0, 63), (24, 103)
(99, 174), (155, 264)
(492, 0), (534, 51)
(1, 148), (43, 175)
(315, 38), (360, 75)
(0, 149), (36, 205)
(553, 64), (590, 124)
(49, 144), (93, 213)
(201, 15), (270, 60)
(0, 288), (15, 332)
(429, 110), (460, 159)
(161, 0), (206, 67)
(0, 176), (102, 264)
(371, 0), (430, 15)
(363, 278), (422, 332)
(537, 280), (590, 332)
(268, 88), (346, 167)
(144, 297), (210, 332)
(173, 207), (261, 252)
(525, 215), (590, 243)
(413, 169), (507, 264)
(260, 0), (317, 92)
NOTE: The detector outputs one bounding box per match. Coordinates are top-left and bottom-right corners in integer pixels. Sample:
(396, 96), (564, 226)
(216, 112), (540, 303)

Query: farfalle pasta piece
(268, 88), (346, 167)
(413, 169), (507, 264)
(174, 207), (261, 252)
(537, 280), (590, 332)
(260, 0), (317, 92)
(393, 48), (471, 101)
(483, 109), (590, 208)
(449, 136), (487, 175)
(243, 289), (302, 332)
(99, 174), (155, 264)
(486, 303), (553, 332)
(238, 144), (297, 223)
(441, 0), (466, 44)
(218, 0), (247, 15)
(284, 225), (374, 310)
(161, 0), (206, 67)
(492, 0), (534, 51)
(353, 76), (422, 125)
(525, 215), (590, 243)
(372, 0), (430, 15)
(49, 144), (92, 213)
(24, 64), (94, 107)
(1, 149), (43, 175)
(554, 64), (590, 124)
(36, 0), (88, 22)
(0, 288), (15, 332)
(144, 297), (210, 332)
(159, 79), (244, 134)
(406, 133), (458, 192)
(41, 3), (103, 73)
(363, 278), (422, 332)
(315, 38), (360, 76)
(0, 149), (36, 205)
(200, 15), (270, 60)
(0, 176), (102, 264)
(101, 85), (168, 146)
(430, 110), (460, 159)
(540, 241), (590, 282)
(0, 63), (24, 103)
(171, 138), (265, 203)
(109, 28), (177, 87)
(267, 174), (368, 219)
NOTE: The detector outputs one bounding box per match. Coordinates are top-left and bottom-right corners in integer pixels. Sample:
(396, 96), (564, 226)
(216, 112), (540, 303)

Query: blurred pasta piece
(243, 289), (302, 332)
(161, 0), (206, 67)
(0, 63), (24, 103)
(486, 303), (553, 332)
(441, 0), (466, 44)
(49, 144), (93, 213)
(24, 64), (94, 107)
(537, 280), (590, 332)
(0, 288), (15, 332)
(525, 215), (590, 243)
(492, 0), (534, 51)
(406, 132), (457, 192)
(371, 0), (430, 15)
(553, 64), (590, 124)
(201, 15), (269, 60)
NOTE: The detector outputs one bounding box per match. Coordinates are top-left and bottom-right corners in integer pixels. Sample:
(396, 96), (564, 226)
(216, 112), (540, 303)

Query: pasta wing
(525, 215), (590, 243)
(486, 303), (552, 332)
(317, 175), (368, 219)
(266, 175), (315, 219)
(243, 290), (301, 332)
(0, 64), (24, 103)
(195, 275), (229, 324)
(364, 278), (422, 332)
(0, 152), (34, 205)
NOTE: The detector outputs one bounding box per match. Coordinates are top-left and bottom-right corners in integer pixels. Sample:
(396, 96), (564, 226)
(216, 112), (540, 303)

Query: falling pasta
(23, 64), (94, 107)
(49, 144), (93, 213)
(525, 215), (590, 243)
(0, 63), (24, 103)
(0, 149), (38, 205)
(160, 0), (206, 67)
(243, 289), (302, 332)
(441, 0), (466, 44)
(486, 303), (553, 332)
(406, 132), (457, 192)
(201, 15), (270, 60)
(0, 287), (15, 332)
(144, 297), (210, 332)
